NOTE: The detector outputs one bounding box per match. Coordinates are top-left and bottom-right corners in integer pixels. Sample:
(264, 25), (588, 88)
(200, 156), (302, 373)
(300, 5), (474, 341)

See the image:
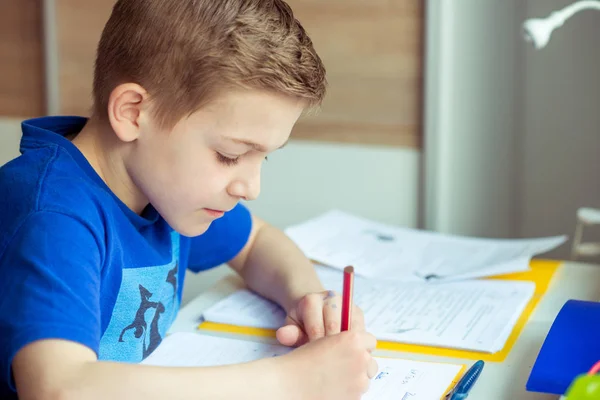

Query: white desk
(169, 260), (600, 400)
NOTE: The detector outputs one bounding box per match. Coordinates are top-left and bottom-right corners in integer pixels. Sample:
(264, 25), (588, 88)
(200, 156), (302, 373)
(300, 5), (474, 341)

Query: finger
(299, 293), (326, 341)
(363, 332), (378, 352)
(323, 292), (341, 336)
(367, 356), (379, 379)
(275, 324), (307, 347)
(352, 305), (366, 331)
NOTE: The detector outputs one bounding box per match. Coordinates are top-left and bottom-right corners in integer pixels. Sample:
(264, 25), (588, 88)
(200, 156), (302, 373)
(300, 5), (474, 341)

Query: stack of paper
(284, 210), (566, 282)
(142, 332), (464, 400)
(202, 265), (535, 353)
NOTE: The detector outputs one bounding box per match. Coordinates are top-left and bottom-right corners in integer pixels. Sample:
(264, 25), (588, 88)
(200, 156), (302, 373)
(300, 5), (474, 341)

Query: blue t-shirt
(0, 116), (252, 396)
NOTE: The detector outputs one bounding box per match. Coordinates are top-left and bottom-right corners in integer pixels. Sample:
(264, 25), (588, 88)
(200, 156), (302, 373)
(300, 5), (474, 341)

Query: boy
(0, 0), (379, 399)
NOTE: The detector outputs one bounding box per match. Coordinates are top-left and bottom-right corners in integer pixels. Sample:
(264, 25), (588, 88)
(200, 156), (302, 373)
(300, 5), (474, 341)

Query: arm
(228, 215), (324, 313)
(1, 211), (287, 400)
(226, 215), (367, 347)
(13, 340), (288, 400)
(15, 331), (379, 400)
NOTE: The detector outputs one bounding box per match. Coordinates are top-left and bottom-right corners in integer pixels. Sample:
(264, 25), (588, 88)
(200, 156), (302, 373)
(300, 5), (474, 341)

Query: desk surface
(169, 261), (600, 400)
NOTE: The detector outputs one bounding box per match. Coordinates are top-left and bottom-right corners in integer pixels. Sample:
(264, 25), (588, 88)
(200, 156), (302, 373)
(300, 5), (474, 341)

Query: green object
(564, 374), (600, 400)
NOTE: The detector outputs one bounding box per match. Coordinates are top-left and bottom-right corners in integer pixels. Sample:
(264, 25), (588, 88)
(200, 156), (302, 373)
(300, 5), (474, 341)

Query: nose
(227, 168), (261, 201)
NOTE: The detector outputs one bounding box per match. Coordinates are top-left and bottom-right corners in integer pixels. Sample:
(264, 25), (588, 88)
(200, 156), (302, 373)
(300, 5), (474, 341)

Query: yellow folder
(198, 259), (561, 362)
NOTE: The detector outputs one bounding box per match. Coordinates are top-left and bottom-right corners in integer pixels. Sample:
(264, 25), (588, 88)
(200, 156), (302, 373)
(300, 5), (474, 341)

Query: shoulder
(0, 145), (113, 254)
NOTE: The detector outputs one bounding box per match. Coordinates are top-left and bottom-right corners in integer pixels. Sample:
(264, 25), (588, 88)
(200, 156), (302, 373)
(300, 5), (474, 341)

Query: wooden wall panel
(56, 0), (115, 116)
(54, 0), (423, 147)
(0, 0), (45, 117)
(287, 0), (423, 147)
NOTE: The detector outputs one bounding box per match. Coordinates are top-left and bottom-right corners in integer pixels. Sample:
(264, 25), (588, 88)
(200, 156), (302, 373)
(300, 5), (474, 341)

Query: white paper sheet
(284, 210), (566, 282)
(142, 332), (463, 400)
(202, 266), (535, 353)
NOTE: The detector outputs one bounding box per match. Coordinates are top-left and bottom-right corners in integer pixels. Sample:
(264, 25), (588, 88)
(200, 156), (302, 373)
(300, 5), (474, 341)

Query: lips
(204, 208), (226, 218)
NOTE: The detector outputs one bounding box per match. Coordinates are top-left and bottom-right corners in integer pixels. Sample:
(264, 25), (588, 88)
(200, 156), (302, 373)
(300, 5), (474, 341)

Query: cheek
(155, 150), (230, 209)
(182, 154), (231, 197)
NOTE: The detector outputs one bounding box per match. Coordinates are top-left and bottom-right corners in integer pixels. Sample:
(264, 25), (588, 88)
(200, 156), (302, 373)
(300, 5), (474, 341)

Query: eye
(216, 152), (239, 166)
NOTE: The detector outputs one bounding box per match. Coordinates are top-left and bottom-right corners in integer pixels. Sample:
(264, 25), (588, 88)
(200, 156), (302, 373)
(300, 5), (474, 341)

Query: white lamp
(522, 1), (600, 264)
(522, 0), (600, 49)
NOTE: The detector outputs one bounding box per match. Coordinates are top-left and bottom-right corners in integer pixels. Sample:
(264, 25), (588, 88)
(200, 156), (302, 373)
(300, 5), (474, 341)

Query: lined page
(142, 332), (463, 400)
(202, 266), (535, 353)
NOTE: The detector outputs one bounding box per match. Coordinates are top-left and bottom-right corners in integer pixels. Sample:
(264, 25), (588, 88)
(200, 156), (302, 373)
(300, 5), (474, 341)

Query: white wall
(0, 119), (22, 166)
(424, 0), (521, 238)
(519, 0), (600, 258)
(245, 141), (420, 230)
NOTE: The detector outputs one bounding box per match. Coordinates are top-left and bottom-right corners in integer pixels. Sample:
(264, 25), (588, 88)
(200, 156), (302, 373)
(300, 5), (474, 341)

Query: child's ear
(107, 83), (147, 143)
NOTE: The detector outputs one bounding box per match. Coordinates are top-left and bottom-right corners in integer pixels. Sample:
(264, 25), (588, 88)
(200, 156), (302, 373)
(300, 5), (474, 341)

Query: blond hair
(93, 0), (326, 127)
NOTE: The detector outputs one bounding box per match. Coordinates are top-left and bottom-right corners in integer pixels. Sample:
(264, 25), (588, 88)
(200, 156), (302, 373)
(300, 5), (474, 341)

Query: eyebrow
(227, 137), (289, 152)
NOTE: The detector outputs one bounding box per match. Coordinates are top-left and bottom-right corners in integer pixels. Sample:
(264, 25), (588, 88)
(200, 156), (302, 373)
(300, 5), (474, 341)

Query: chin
(172, 221), (213, 237)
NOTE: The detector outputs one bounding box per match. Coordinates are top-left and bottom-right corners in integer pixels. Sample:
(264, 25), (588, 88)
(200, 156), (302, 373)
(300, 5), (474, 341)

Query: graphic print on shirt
(99, 232), (180, 362)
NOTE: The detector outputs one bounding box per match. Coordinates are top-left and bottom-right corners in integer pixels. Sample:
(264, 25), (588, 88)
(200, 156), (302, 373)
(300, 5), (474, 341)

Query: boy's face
(126, 89), (304, 236)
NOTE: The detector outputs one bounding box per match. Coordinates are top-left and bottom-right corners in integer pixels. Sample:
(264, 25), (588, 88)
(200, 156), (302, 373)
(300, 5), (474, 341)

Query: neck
(72, 118), (149, 214)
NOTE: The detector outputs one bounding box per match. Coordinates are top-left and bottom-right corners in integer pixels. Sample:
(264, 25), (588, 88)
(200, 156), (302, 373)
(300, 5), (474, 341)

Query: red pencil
(341, 265), (354, 331)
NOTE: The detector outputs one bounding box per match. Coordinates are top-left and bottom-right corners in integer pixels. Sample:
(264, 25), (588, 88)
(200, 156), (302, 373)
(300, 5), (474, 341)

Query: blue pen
(446, 360), (485, 400)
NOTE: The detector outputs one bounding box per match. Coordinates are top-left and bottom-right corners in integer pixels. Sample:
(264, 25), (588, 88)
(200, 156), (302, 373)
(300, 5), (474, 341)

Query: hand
(275, 290), (366, 347)
(278, 331), (379, 400)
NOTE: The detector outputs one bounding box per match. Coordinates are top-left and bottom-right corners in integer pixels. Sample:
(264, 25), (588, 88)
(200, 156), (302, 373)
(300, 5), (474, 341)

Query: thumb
(276, 324), (303, 347)
(276, 316), (308, 347)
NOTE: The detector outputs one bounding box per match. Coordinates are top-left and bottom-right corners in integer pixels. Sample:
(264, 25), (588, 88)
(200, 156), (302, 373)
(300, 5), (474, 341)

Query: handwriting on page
(346, 277), (535, 352)
(401, 368), (419, 385)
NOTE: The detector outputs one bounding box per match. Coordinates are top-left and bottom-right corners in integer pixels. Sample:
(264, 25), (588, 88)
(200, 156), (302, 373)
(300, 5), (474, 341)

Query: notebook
(201, 265), (535, 353)
(142, 332), (465, 400)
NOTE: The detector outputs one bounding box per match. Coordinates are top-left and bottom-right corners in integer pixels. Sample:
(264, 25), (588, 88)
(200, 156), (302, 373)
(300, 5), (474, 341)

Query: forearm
(237, 223), (324, 312)
(22, 357), (287, 400)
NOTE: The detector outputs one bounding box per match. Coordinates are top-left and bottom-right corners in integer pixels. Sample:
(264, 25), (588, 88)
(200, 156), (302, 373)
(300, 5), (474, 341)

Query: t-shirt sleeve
(186, 202), (253, 272)
(0, 211), (102, 392)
